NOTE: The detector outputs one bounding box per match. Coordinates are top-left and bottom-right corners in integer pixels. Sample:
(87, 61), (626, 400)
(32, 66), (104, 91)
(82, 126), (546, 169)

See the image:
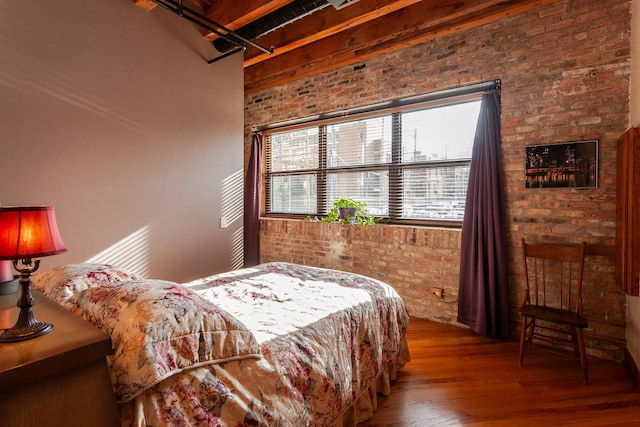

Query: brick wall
(260, 219), (463, 323)
(245, 0), (630, 361)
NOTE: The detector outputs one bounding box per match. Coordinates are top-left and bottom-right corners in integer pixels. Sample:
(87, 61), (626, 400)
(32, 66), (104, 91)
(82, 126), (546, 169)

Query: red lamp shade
(0, 206), (68, 260)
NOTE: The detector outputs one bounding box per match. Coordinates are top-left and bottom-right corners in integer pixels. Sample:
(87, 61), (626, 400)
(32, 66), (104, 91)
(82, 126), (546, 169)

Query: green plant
(320, 197), (378, 225)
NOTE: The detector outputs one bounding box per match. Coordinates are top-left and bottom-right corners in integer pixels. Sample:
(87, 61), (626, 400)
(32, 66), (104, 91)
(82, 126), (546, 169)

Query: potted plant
(320, 197), (378, 225)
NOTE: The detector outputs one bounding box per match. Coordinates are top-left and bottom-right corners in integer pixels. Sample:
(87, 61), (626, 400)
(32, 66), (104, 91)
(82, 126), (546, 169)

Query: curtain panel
(243, 133), (263, 267)
(457, 92), (510, 339)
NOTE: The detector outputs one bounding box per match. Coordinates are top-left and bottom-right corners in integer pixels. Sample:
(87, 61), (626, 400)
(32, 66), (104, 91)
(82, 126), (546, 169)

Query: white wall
(628, 0), (640, 370)
(0, 0), (245, 282)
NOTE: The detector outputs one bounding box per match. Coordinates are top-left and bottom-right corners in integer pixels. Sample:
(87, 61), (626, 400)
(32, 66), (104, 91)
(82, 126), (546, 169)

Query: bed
(32, 262), (410, 426)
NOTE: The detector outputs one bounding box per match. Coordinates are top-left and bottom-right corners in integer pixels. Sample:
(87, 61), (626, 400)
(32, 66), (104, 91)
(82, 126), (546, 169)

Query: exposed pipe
(207, 46), (246, 64)
(150, 0), (273, 56)
(214, 0), (330, 53)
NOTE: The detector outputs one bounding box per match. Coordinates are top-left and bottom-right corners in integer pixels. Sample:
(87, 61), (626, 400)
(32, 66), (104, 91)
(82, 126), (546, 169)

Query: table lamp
(0, 206), (67, 342)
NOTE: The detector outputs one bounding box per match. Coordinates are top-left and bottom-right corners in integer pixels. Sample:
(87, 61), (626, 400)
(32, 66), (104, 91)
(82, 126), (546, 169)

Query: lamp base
(0, 259), (53, 343)
(0, 313), (53, 342)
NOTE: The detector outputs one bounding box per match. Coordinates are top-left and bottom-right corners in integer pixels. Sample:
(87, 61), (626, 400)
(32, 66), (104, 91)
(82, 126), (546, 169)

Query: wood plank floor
(361, 318), (640, 426)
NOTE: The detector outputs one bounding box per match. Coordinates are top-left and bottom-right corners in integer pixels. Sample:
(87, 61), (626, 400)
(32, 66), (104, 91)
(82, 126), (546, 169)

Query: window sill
(261, 214), (463, 229)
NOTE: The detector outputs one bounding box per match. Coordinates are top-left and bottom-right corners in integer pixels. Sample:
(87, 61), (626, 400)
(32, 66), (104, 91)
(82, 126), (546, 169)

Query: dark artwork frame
(525, 140), (598, 189)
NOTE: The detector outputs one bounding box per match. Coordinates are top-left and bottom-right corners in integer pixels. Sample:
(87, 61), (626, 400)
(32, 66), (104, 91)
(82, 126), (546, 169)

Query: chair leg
(519, 317), (528, 366)
(576, 327), (588, 384)
(528, 319), (536, 343)
(570, 327), (580, 358)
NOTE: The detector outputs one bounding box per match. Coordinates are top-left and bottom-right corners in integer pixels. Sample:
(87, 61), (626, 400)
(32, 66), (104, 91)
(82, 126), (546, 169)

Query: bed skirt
(333, 343), (410, 426)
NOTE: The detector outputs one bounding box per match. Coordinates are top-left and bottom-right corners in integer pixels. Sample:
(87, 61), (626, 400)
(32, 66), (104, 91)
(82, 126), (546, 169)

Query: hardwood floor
(361, 318), (640, 426)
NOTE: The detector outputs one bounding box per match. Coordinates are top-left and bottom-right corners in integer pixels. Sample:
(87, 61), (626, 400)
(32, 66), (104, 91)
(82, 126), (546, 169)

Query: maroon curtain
(457, 92), (510, 339)
(244, 133), (263, 267)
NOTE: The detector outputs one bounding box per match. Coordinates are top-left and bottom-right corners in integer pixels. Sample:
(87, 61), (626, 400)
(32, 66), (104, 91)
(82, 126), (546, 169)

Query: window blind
(262, 81), (497, 224)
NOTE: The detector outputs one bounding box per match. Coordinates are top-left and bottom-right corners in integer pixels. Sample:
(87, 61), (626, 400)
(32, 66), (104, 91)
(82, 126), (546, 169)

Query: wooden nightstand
(0, 289), (120, 427)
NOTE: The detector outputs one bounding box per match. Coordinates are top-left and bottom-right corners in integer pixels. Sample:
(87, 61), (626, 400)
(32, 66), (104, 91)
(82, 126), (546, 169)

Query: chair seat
(520, 305), (588, 328)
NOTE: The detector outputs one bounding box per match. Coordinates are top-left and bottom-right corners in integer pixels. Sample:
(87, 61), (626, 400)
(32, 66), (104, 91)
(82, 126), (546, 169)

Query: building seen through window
(265, 96), (482, 223)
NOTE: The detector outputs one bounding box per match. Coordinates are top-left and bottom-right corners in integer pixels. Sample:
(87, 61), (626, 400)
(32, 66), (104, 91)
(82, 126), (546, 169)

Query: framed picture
(525, 140), (598, 189)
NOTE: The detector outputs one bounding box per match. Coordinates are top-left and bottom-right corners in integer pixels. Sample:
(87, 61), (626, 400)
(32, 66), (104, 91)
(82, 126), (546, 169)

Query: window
(264, 90), (485, 224)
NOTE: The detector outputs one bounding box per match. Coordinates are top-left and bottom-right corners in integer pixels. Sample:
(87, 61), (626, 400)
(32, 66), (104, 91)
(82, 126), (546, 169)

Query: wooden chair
(518, 238), (589, 383)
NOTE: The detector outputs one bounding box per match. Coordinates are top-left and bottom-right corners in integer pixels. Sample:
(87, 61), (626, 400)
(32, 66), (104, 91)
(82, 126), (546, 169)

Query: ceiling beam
(203, 0), (295, 39)
(243, 0), (423, 67)
(244, 0), (556, 93)
(133, 0), (158, 11)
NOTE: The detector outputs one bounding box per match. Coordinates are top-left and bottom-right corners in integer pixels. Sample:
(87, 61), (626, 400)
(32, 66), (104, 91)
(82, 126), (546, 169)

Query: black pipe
(214, 0), (329, 53)
(207, 46), (246, 64)
(151, 0), (273, 55)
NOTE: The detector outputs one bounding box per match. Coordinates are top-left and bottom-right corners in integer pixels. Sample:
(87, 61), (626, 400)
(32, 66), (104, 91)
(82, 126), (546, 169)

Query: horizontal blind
(268, 127), (319, 172)
(398, 100), (480, 220)
(264, 84), (490, 222)
(324, 116), (392, 215)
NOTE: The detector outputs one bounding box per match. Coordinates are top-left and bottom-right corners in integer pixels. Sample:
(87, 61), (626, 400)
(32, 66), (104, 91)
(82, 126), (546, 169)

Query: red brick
(246, 0), (629, 362)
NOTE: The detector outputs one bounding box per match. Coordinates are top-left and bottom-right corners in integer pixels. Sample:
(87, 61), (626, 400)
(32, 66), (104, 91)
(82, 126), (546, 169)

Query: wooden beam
(133, 0), (157, 11)
(133, 0), (215, 13)
(203, 0), (295, 39)
(243, 0), (423, 67)
(244, 0), (556, 93)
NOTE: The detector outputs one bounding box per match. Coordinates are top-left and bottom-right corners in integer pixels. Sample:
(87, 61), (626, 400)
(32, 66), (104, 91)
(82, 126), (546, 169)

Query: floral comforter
(32, 263), (262, 402)
(33, 262), (410, 427)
